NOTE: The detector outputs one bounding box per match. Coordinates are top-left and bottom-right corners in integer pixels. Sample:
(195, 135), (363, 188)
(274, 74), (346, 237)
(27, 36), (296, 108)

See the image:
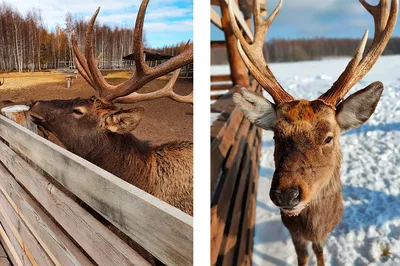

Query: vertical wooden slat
(211, 79), (263, 265)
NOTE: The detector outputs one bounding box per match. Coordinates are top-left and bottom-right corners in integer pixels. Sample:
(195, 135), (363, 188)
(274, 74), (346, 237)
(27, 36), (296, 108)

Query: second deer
(229, 0), (398, 265)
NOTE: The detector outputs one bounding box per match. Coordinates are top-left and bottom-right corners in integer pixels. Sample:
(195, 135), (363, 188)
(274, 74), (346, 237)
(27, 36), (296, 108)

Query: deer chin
(280, 202), (308, 217)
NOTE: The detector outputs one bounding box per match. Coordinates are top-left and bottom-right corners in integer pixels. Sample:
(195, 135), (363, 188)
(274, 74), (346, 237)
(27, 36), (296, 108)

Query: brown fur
(272, 100), (343, 265)
(29, 98), (193, 215)
(29, 98), (192, 265)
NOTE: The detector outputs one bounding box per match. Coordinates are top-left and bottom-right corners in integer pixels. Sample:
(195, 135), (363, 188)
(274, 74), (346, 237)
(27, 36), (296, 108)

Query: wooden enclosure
(0, 115), (192, 265)
(210, 79), (262, 266)
(211, 0), (264, 264)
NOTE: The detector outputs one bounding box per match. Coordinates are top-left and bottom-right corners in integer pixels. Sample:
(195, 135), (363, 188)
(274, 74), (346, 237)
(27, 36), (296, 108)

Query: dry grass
(0, 71), (193, 144)
(0, 72), (66, 91)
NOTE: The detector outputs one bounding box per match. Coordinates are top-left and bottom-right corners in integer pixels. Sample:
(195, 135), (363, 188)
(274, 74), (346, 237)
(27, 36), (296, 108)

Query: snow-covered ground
(213, 55), (400, 265)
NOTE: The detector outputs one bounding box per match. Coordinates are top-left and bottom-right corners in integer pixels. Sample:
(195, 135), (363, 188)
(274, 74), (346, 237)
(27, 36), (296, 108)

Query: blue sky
(211, 0), (400, 41)
(5, 0), (193, 48)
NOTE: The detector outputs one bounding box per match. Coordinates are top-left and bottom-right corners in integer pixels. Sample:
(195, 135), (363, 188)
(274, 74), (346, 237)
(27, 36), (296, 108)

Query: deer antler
(114, 68), (193, 104)
(72, 0), (193, 104)
(0, 78), (4, 86)
(228, 0), (294, 104)
(319, 0), (398, 108)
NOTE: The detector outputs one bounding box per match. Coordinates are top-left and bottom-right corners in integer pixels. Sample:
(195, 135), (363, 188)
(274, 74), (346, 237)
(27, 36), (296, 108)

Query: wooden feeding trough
(211, 1), (263, 265)
(0, 109), (193, 265)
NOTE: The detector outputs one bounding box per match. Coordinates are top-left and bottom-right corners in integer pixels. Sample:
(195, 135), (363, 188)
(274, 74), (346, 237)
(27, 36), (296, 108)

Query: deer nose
(271, 188), (301, 209)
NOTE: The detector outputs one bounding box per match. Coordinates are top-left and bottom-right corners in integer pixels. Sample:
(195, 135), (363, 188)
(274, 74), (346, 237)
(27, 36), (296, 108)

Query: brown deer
(29, 0), (193, 216)
(228, 0), (397, 265)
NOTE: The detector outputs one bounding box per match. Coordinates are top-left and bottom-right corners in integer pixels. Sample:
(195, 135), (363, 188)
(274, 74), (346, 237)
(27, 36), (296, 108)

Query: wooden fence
(210, 79), (262, 266)
(0, 115), (192, 265)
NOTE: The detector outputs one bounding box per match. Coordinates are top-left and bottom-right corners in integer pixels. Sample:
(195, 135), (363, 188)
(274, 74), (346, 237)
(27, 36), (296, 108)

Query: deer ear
(233, 88), (277, 131)
(104, 107), (145, 134)
(336, 82), (383, 131)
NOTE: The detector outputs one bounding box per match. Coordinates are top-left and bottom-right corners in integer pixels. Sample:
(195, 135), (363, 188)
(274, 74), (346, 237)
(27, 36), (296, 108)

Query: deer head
(229, 0), (397, 216)
(29, 0), (193, 150)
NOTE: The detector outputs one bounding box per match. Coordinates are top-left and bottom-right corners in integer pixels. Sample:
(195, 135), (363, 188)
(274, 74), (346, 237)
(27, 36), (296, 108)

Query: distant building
(123, 50), (193, 78)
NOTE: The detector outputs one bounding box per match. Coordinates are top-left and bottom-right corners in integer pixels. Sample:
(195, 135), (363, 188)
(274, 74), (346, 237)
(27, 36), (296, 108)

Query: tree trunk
(218, 0), (249, 87)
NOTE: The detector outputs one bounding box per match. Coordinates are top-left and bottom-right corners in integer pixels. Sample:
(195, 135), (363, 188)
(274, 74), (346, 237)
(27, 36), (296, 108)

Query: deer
(228, 0), (397, 265)
(28, 0), (193, 217)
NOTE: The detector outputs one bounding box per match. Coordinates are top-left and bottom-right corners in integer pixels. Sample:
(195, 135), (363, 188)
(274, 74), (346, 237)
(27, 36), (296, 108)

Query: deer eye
(324, 136), (333, 144)
(72, 108), (84, 115)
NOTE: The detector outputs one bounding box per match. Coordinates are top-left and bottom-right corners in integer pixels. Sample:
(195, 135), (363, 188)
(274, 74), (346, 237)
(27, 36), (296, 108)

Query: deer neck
(65, 132), (156, 192)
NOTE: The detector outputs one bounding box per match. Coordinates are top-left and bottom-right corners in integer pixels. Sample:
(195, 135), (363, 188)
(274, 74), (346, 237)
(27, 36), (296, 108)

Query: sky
(3, 0), (193, 48)
(211, 0), (400, 41)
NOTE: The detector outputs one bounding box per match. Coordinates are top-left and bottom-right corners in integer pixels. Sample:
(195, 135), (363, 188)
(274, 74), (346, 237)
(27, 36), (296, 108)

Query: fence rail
(210, 79), (262, 266)
(0, 115), (193, 265)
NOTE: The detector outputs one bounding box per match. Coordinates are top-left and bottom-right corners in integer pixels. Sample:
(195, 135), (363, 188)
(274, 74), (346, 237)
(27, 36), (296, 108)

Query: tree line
(211, 37), (400, 65)
(0, 3), (185, 72)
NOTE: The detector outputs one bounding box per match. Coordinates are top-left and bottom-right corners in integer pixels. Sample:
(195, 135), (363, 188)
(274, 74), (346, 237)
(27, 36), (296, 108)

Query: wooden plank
(211, 74), (231, 83)
(220, 147), (250, 266)
(0, 242), (7, 257)
(0, 257), (10, 266)
(211, 84), (233, 91)
(246, 132), (262, 265)
(0, 224), (23, 266)
(0, 141), (150, 266)
(0, 116), (192, 265)
(210, 119), (251, 265)
(0, 190), (54, 266)
(211, 7), (223, 30)
(0, 204), (33, 266)
(237, 135), (260, 265)
(0, 163), (92, 266)
(211, 84), (258, 189)
(211, 95), (223, 101)
(220, 125), (256, 266)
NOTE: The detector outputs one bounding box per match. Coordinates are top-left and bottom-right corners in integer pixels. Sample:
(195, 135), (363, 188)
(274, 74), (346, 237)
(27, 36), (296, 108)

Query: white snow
(244, 56), (400, 266)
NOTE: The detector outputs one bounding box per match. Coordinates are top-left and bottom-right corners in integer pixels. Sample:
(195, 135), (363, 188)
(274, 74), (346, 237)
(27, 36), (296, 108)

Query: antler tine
(84, 7), (113, 96)
(113, 68), (193, 104)
(72, 9), (114, 100)
(109, 0), (193, 101)
(132, 0), (149, 76)
(0, 78), (4, 86)
(228, 0), (293, 104)
(319, 0), (398, 108)
(72, 31), (96, 89)
(71, 0), (193, 104)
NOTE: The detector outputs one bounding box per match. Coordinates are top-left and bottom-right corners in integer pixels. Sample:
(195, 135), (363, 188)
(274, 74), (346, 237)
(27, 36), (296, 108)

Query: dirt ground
(0, 71), (193, 145)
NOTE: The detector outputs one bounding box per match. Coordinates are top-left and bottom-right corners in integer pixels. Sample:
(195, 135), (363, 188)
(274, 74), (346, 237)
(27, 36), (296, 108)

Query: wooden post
(219, 0), (250, 87)
(66, 75), (73, 88)
(1, 105), (38, 134)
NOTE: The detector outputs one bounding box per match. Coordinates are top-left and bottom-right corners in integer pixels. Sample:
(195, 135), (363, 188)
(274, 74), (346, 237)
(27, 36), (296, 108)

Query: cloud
(212, 0), (400, 40)
(3, 0), (193, 46)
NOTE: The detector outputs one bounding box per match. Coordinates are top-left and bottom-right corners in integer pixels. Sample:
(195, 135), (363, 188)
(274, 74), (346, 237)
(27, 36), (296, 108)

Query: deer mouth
(280, 202), (307, 217)
(29, 113), (45, 125)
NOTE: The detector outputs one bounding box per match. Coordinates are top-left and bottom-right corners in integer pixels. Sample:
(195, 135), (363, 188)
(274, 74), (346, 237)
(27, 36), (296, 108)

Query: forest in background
(0, 3), (187, 72)
(211, 37), (400, 65)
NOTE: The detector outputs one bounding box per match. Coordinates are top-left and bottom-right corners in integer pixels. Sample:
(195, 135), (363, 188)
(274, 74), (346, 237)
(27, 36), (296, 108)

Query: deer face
(29, 98), (144, 150)
(234, 82), (383, 216)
